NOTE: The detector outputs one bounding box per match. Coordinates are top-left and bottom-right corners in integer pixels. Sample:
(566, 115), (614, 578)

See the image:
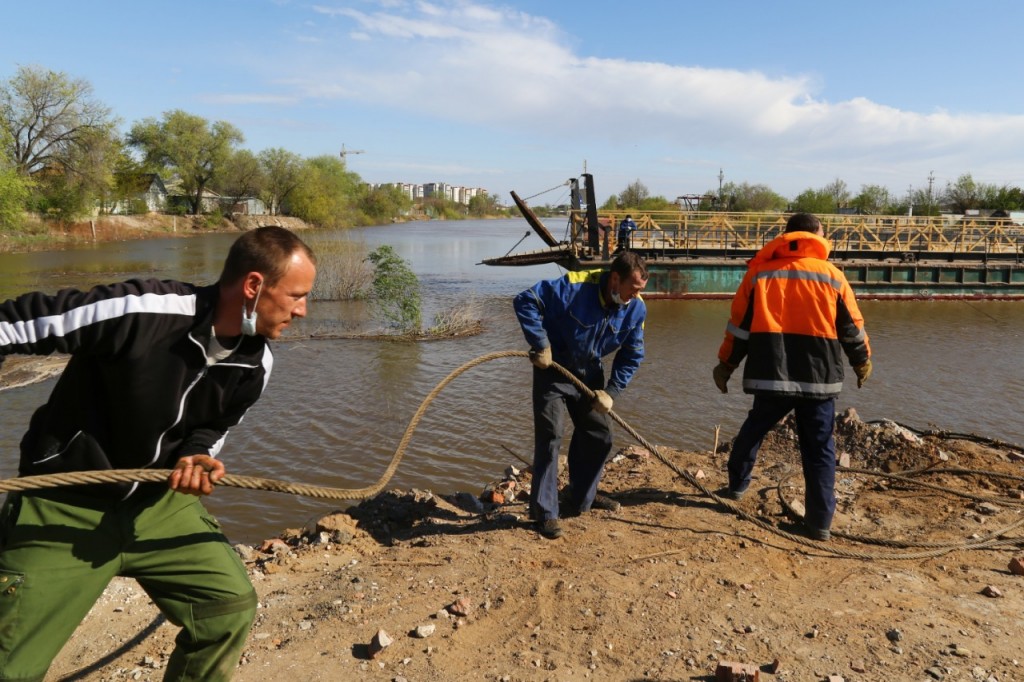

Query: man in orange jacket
(713, 212), (872, 541)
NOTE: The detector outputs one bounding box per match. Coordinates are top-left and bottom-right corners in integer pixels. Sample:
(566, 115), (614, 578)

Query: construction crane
(339, 144), (365, 160)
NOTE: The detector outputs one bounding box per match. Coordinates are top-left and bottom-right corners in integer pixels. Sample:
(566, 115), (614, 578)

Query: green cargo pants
(0, 488), (257, 682)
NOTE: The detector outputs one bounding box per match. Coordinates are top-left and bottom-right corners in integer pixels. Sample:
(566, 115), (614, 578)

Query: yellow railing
(568, 211), (1024, 254)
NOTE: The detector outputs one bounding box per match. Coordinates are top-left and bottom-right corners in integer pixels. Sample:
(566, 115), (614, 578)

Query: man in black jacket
(0, 226), (316, 681)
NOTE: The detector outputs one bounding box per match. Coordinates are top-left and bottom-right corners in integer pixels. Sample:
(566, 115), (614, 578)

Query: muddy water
(1, 220), (1022, 543)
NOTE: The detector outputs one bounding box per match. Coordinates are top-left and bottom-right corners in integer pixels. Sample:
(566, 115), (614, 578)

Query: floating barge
(483, 174), (1024, 300)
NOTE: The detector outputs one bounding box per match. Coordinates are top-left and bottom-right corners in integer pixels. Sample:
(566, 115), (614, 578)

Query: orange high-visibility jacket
(718, 231), (870, 398)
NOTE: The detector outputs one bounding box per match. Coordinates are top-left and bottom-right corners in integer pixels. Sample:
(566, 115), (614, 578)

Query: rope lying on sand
(2, 350), (1022, 560)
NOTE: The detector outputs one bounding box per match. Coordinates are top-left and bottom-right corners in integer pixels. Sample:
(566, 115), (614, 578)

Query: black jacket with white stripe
(0, 278), (272, 499)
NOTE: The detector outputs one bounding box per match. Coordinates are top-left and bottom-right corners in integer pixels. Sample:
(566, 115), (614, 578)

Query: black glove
(713, 362), (734, 393)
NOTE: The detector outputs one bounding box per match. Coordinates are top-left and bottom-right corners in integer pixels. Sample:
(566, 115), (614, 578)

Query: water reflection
(1, 221), (1022, 543)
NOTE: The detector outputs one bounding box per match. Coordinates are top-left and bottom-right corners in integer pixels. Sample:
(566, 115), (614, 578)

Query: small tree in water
(367, 245), (421, 332)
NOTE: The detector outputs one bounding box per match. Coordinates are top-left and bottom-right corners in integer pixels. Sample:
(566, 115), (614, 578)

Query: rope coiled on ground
(1, 350), (1021, 560)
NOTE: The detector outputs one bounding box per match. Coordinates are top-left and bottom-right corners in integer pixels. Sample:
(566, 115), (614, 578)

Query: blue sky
(6, 0), (1024, 205)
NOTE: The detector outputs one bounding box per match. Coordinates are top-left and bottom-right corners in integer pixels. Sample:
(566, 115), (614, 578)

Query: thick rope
(1, 350), (1020, 560)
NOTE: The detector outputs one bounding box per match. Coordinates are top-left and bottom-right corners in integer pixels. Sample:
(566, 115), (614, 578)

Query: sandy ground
(24, 413), (1023, 682)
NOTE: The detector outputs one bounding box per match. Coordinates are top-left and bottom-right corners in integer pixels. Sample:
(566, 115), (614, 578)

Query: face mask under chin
(610, 290), (625, 306)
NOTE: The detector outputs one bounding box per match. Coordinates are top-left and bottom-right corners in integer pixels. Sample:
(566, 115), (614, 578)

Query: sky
(6, 0), (1024, 206)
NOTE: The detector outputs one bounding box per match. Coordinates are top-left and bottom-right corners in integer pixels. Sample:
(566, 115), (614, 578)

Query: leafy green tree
(791, 188), (835, 214)
(467, 193), (501, 217)
(259, 147), (304, 215)
(367, 245), (421, 332)
(943, 173), (981, 214)
(823, 178), (850, 210)
(360, 185), (413, 224)
(0, 132), (30, 229)
(851, 185), (893, 214)
(288, 155), (362, 228)
(706, 182), (787, 212)
(421, 196), (465, 219)
(1, 65), (118, 178)
(988, 185), (1024, 211)
(1, 66), (122, 219)
(617, 179), (649, 208)
(128, 110), (243, 215)
(217, 149), (264, 201)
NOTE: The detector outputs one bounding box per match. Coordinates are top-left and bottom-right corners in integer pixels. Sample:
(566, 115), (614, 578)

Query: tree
(790, 188), (835, 214)
(367, 245), (421, 332)
(467, 192), (500, 217)
(1, 65), (118, 178)
(706, 182), (787, 212)
(0, 131), (30, 228)
(989, 185), (1024, 211)
(617, 179), (649, 208)
(288, 155), (362, 228)
(851, 185), (893, 214)
(361, 185), (413, 223)
(128, 110), (243, 215)
(943, 174), (982, 215)
(217, 149), (264, 201)
(258, 148), (304, 215)
(823, 178), (850, 210)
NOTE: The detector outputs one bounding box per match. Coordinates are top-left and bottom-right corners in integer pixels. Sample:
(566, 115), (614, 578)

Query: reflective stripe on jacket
(513, 269), (645, 396)
(0, 278), (272, 499)
(717, 231), (870, 398)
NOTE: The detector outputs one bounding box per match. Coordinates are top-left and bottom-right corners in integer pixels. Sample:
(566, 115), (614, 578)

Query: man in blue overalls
(617, 214), (637, 251)
(513, 252), (648, 539)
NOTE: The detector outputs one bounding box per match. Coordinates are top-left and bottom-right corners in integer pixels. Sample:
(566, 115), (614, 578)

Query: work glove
(854, 359), (872, 388)
(591, 389), (613, 414)
(529, 346), (552, 369)
(713, 362), (735, 394)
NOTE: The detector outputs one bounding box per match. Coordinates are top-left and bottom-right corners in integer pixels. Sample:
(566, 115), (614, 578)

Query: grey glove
(713, 362), (734, 394)
(592, 389), (613, 414)
(529, 347), (552, 369)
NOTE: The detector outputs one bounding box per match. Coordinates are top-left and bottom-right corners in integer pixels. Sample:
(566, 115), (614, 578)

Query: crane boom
(340, 143), (365, 158)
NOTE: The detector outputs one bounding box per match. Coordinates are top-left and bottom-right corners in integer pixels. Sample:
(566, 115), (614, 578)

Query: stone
(714, 661), (759, 681)
(980, 585), (1003, 598)
(447, 596), (473, 617)
(413, 624), (436, 638)
(233, 543), (256, 562)
(368, 629), (393, 659)
(1008, 557), (1024, 576)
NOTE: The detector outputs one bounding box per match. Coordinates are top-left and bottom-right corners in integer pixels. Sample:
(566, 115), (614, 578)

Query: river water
(1, 219), (1022, 543)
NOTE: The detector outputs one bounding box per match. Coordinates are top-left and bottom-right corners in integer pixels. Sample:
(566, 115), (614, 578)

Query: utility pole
(718, 168), (724, 209)
(340, 143), (365, 161)
(927, 171), (935, 216)
(907, 184), (914, 217)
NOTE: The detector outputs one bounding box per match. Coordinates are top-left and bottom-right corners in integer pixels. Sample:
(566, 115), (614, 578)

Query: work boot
(535, 519), (563, 539)
(715, 485), (747, 502)
(590, 493), (621, 512)
(804, 523), (831, 542)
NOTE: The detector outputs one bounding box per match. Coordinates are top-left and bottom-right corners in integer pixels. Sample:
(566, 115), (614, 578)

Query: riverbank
(0, 213), (314, 253)
(42, 413), (1024, 681)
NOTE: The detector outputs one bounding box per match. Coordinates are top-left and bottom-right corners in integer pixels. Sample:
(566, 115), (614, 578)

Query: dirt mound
(44, 418), (1024, 682)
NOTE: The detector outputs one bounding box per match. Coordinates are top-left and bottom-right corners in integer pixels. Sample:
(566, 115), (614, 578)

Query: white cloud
(199, 93), (300, 106)
(271, 1), (1024, 196)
